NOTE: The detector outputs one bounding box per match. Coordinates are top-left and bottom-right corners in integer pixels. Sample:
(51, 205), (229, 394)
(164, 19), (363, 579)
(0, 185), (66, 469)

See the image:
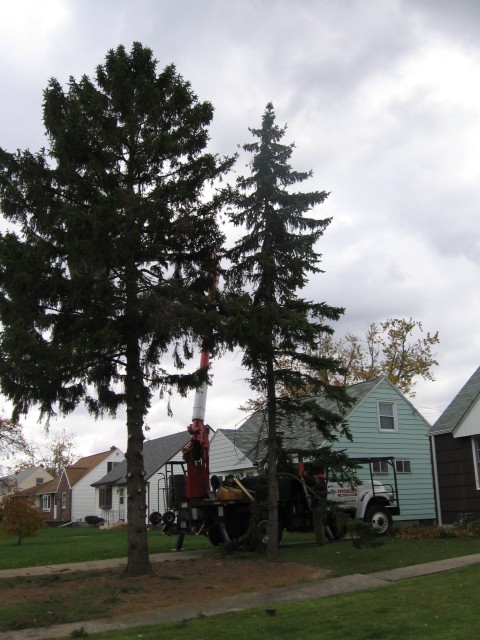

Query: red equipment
(182, 265), (220, 499)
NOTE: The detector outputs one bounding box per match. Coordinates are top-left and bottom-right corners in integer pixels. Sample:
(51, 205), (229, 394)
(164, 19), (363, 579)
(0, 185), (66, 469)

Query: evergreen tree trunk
(124, 250), (152, 576)
(124, 347), (152, 576)
(266, 355), (279, 562)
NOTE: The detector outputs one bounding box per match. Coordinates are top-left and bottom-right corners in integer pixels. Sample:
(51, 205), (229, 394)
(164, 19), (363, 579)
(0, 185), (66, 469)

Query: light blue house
(210, 377), (436, 525)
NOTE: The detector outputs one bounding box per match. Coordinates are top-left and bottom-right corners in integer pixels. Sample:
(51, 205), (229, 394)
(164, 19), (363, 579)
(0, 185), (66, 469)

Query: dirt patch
(121, 557), (329, 613)
(1, 556), (330, 623)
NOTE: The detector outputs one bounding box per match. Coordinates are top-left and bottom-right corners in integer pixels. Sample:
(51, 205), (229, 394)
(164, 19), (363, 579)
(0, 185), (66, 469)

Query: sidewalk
(0, 549), (212, 579)
(1, 551), (480, 640)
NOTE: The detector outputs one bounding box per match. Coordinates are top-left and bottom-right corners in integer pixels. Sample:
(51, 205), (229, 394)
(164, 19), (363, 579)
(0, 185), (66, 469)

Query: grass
(42, 564), (480, 640)
(0, 526), (212, 570)
(2, 527), (479, 574)
(0, 579), (114, 631)
(279, 533), (480, 576)
(1, 528), (479, 635)
(0, 566), (147, 631)
(1, 527), (479, 575)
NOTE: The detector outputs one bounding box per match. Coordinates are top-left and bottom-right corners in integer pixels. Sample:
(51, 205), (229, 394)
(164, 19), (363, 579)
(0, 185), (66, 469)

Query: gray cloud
(1, 0), (479, 453)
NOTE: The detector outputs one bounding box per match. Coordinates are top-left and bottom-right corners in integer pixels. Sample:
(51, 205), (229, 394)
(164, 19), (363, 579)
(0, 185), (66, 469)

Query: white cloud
(1, 0), (480, 458)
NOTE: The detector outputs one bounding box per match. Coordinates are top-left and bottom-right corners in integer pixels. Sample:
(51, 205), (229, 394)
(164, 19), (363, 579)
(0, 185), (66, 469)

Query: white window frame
(61, 492), (67, 510)
(377, 401), (398, 432)
(472, 437), (480, 490)
(372, 460), (389, 474)
(42, 495), (51, 512)
(395, 459), (412, 473)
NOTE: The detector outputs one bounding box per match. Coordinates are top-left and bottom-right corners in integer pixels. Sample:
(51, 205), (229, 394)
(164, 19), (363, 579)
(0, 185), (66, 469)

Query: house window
(61, 492), (67, 510)
(473, 438), (480, 490)
(107, 461), (120, 473)
(42, 495), (51, 512)
(35, 478), (44, 485)
(395, 459), (411, 473)
(378, 401), (397, 431)
(118, 488), (124, 505)
(99, 486), (113, 509)
(372, 460), (389, 474)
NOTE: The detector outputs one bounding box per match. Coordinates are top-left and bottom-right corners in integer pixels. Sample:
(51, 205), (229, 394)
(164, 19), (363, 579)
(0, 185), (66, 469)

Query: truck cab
(326, 457), (400, 535)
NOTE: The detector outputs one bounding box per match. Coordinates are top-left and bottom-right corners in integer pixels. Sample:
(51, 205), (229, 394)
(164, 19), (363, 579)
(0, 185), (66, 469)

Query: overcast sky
(1, 0), (479, 462)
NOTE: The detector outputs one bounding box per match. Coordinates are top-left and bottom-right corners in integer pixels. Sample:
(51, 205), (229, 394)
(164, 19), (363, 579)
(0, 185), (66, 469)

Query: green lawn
(1, 527), (479, 575)
(1, 528), (480, 638)
(0, 526), (212, 569)
(279, 533), (480, 576)
(47, 564), (480, 640)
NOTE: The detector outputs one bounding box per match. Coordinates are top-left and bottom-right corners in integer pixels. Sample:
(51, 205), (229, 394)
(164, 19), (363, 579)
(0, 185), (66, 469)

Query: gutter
(430, 434), (442, 526)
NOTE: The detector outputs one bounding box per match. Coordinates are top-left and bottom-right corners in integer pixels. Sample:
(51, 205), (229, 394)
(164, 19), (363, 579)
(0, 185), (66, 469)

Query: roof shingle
(220, 377), (383, 461)
(430, 366), (480, 435)
(93, 431), (190, 486)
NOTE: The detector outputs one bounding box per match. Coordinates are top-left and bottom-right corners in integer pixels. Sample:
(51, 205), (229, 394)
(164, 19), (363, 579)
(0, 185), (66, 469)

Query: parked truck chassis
(151, 456), (400, 546)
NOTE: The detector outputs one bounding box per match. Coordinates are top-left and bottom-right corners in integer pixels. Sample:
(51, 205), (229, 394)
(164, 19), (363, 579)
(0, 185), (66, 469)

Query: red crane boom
(182, 265), (220, 499)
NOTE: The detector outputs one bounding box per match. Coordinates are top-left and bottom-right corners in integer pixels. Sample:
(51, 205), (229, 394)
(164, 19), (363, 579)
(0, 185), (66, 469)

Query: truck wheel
(257, 519), (283, 544)
(326, 512), (347, 540)
(364, 505), (392, 536)
(149, 511), (162, 526)
(162, 510), (176, 525)
(207, 524), (224, 546)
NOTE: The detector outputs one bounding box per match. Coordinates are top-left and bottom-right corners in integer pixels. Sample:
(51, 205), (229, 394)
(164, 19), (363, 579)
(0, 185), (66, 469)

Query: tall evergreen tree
(225, 103), (351, 561)
(0, 43), (232, 575)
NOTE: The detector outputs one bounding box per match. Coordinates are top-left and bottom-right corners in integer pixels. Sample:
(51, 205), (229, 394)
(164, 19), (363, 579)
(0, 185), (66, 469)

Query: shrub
(84, 515), (105, 526)
(466, 520), (480, 536)
(0, 492), (46, 545)
(348, 521), (384, 549)
(394, 524), (480, 540)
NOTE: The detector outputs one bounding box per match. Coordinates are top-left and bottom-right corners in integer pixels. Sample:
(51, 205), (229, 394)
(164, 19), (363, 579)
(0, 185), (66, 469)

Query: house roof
(429, 365), (480, 435)
(17, 448), (121, 495)
(221, 377), (385, 462)
(92, 431), (191, 487)
(17, 476), (60, 496)
(64, 448), (119, 487)
(0, 466), (51, 486)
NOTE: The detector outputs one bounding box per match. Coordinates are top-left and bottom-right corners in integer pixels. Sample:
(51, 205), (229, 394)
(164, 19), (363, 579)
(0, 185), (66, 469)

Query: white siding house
(147, 448), (185, 517)
(93, 431), (190, 524)
(69, 447), (124, 521)
(20, 447), (123, 524)
(0, 466), (54, 496)
(209, 430), (257, 478)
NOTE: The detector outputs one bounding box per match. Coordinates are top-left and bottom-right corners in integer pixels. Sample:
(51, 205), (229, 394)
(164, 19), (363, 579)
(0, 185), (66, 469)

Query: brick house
(22, 447), (123, 524)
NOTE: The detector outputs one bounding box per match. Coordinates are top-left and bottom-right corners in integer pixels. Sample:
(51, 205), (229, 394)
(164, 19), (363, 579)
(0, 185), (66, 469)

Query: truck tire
(149, 511), (162, 526)
(364, 504), (392, 536)
(207, 524), (224, 546)
(257, 519), (283, 544)
(326, 511), (347, 540)
(162, 510), (176, 525)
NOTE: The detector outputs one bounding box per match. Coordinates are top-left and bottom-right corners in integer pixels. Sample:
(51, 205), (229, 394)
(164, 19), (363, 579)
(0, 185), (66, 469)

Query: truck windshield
(328, 468), (352, 483)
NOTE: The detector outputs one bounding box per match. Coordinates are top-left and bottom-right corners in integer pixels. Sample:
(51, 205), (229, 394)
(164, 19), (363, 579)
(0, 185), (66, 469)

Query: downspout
(430, 435), (442, 526)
